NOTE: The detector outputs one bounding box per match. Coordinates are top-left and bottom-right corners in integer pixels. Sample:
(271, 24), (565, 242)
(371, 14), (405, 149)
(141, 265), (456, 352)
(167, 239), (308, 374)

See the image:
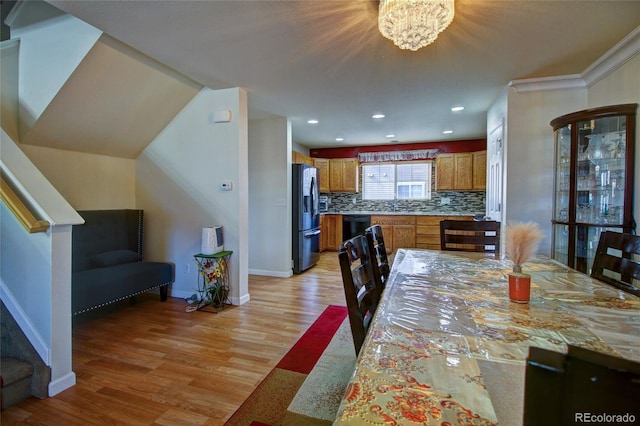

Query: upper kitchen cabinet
(550, 103), (637, 274)
(436, 151), (486, 191)
(436, 154), (455, 190)
(472, 151), (487, 190)
(313, 158), (330, 193)
(329, 158), (359, 192)
(292, 151), (314, 165)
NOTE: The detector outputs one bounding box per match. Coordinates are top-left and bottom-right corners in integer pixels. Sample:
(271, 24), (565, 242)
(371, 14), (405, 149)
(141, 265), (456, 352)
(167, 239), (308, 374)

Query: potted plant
(504, 221), (543, 303)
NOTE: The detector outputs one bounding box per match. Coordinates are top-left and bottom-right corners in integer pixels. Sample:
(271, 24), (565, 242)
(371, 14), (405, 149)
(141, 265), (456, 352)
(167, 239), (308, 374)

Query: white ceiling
(45, 0), (640, 149)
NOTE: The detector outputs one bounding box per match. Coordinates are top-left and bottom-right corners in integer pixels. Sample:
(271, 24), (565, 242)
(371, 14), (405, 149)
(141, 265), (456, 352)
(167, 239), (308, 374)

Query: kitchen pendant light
(378, 0), (454, 51)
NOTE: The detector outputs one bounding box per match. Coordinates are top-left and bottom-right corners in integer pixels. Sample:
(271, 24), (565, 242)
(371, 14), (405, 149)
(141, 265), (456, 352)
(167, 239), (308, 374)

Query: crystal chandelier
(378, 0), (455, 51)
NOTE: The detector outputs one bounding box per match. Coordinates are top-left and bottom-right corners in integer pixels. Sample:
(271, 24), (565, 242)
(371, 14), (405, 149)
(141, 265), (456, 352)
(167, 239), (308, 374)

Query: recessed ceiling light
(443, 130), (453, 134)
(307, 119), (319, 124)
(451, 106), (464, 112)
(336, 137), (344, 142)
(385, 134), (395, 138)
(372, 114), (385, 119)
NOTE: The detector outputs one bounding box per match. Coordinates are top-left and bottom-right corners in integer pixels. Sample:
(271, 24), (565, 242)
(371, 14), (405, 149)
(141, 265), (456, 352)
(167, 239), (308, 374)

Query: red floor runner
(276, 305), (347, 374)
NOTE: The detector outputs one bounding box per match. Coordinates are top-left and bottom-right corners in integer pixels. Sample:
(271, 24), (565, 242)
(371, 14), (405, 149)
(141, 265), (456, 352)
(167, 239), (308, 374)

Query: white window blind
(362, 162), (432, 200)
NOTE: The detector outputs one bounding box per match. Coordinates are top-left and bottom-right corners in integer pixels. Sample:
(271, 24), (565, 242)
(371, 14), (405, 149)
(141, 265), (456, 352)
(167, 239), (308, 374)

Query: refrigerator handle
(310, 176), (318, 218)
(305, 230), (321, 237)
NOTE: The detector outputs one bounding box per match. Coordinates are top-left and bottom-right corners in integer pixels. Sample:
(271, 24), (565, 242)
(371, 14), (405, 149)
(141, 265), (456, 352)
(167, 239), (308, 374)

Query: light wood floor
(1, 252), (346, 426)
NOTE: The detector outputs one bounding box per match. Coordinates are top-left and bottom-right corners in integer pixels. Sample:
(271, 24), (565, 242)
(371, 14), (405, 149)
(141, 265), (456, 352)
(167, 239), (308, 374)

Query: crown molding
(509, 74), (585, 93)
(582, 25), (640, 87)
(509, 25), (640, 93)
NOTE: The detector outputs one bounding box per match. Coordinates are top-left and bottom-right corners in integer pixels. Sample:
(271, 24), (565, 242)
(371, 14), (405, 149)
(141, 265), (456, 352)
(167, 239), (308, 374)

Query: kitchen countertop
(321, 211), (483, 216)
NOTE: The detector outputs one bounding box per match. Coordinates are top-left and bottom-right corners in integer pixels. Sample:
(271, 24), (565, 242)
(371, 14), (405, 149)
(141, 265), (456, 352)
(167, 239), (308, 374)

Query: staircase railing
(0, 175), (50, 234)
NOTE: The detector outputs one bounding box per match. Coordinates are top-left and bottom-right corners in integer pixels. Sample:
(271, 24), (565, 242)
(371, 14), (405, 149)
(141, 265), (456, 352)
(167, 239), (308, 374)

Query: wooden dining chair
(523, 345), (640, 426)
(338, 234), (381, 355)
(590, 231), (640, 296)
(440, 219), (500, 257)
(365, 224), (390, 289)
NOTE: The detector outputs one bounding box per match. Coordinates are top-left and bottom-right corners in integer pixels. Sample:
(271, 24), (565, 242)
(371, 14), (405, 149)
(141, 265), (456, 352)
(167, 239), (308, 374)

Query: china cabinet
(550, 103), (637, 274)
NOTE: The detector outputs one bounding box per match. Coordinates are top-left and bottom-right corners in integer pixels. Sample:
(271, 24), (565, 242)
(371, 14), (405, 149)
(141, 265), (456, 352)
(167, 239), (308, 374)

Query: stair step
(1, 357), (34, 410)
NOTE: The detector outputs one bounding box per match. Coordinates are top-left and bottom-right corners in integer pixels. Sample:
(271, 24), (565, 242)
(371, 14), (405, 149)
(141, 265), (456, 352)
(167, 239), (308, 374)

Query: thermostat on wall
(219, 180), (233, 191)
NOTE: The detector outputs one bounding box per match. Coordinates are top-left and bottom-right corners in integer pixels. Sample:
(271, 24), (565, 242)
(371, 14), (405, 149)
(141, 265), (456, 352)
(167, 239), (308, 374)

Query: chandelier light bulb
(379, 0), (455, 51)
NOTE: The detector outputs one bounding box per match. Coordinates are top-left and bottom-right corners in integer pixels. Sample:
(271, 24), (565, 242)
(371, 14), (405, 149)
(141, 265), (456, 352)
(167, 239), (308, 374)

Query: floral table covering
(333, 249), (640, 425)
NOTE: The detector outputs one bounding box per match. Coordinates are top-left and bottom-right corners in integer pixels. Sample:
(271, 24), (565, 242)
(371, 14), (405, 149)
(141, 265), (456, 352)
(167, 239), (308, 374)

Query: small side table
(193, 251), (233, 313)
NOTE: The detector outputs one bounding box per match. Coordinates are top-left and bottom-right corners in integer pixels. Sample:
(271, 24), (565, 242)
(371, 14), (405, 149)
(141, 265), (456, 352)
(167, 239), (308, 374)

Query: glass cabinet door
(552, 223), (569, 266)
(576, 115), (627, 227)
(554, 124), (571, 224)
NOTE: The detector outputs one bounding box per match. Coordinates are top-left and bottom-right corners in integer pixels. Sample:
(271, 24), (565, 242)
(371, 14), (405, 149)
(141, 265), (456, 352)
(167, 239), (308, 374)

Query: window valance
(358, 149), (439, 163)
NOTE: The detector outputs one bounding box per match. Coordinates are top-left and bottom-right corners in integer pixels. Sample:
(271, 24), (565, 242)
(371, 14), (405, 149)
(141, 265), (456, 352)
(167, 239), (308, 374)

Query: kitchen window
(362, 162), (432, 200)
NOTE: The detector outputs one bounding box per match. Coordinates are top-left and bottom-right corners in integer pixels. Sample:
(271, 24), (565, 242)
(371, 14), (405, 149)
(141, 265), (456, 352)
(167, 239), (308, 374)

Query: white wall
(292, 140), (308, 156)
(505, 88), (587, 255)
(136, 87), (250, 305)
(1, 202), (52, 351)
(8, 0), (101, 139)
(248, 117), (292, 276)
(1, 39), (19, 141)
(588, 54), (640, 224)
(20, 145), (136, 210)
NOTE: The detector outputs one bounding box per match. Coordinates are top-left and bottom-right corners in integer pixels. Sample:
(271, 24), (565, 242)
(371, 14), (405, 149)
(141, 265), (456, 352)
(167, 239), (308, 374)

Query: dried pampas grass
(505, 221), (543, 268)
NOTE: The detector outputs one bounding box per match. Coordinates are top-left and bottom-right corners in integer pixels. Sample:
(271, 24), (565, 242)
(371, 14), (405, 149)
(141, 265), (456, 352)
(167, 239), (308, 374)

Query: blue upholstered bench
(72, 209), (174, 315)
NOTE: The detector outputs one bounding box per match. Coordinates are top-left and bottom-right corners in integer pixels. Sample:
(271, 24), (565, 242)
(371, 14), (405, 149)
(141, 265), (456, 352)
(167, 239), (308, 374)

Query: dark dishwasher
(342, 215), (371, 241)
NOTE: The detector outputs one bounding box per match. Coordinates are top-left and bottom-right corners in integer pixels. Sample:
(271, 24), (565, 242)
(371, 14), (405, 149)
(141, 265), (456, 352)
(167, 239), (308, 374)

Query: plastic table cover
(333, 249), (640, 425)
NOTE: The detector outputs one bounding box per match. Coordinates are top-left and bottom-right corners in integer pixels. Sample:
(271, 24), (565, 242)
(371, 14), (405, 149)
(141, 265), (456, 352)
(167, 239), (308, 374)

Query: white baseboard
(48, 371), (76, 396)
(169, 288), (196, 300)
(248, 268), (293, 278)
(231, 293), (250, 306)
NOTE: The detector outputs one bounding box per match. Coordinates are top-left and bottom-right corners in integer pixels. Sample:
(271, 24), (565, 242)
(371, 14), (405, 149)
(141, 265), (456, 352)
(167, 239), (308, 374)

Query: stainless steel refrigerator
(292, 163), (321, 274)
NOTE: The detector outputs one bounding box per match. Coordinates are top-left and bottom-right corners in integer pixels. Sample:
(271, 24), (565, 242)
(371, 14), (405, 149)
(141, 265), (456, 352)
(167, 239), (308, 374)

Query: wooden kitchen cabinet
(454, 153), (473, 190)
(392, 225), (416, 252)
(370, 215), (415, 254)
(292, 151), (314, 165)
(436, 151), (485, 191)
(322, 214), (342, 251)
(313, 158), (330, 193)
(472, 150), (487, 190)
(415, 215), (474, 250)
(329, 158), (359, 192)
(436, 154), (455, 190)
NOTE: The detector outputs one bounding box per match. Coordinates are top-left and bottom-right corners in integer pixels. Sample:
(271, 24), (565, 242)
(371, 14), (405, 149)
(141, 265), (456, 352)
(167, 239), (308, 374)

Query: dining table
(333, 248), (640, 425)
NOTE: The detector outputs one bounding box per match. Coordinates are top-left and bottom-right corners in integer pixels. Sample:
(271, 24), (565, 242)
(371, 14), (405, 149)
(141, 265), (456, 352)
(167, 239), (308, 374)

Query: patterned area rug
(225, 305), (356, 426)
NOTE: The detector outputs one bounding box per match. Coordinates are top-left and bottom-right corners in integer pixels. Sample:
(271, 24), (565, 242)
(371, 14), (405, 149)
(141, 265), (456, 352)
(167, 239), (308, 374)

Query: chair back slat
(338, 234), (381, 355)
(365, 224), (390, 289)
(440, 220), (500, 257)
(591, 231), (640, 296)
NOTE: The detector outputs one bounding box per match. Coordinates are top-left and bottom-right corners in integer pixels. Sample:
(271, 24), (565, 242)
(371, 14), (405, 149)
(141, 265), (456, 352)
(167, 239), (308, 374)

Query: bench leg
(160, 286), (168, 302)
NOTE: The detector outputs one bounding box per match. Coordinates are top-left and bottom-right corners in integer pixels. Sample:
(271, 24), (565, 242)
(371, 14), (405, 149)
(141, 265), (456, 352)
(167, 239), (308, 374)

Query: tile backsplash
(323, 190), (486, 214)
